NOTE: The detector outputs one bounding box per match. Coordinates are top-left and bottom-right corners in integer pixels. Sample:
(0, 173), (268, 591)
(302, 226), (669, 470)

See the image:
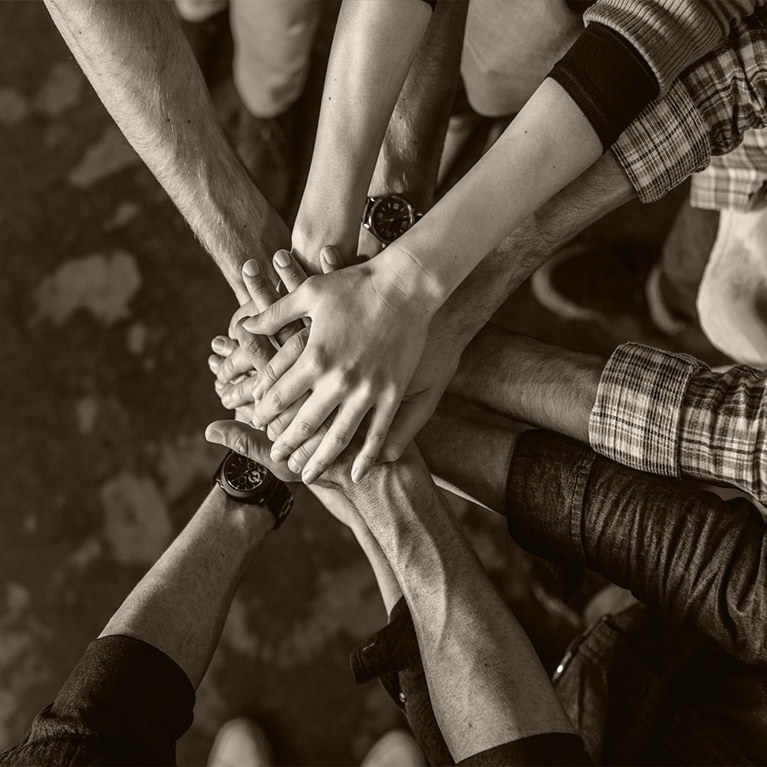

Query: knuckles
(230, 430), (253, 459)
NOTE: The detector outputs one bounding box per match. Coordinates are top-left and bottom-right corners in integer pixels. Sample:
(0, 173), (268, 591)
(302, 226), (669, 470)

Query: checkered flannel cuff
(589, 343), (703, 477)
(612, 80), (710, 204)
(681, 364), (767, 502)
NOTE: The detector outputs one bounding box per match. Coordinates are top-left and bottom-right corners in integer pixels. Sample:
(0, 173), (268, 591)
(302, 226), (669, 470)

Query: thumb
(242, 289), (307, 336)
(205, 419), (272, 463)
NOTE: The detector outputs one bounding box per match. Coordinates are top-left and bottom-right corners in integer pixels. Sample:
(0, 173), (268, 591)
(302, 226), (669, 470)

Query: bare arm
(366, 0), (468, 216)
(449, 325), (604, 444)
(292, 0), (432, 266)
(100, 487), (274, 687)
(206, 420), (575, 761)
(43, 0), (288, 302)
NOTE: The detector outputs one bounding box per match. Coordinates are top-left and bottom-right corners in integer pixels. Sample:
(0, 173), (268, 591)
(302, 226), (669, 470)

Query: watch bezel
(218, 451), (270, 502)
(366, 194), (418, 245)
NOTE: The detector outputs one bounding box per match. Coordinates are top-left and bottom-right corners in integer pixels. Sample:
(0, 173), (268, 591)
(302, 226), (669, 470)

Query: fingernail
(205, 427), (222, 443)
(242, 316), (259, 333)
(288, 456), (301, 473)
(212, 336), (226, 353)
(321, 246), (338, 266)
(243, 259), (259, 277)
(351, 461), (367, 483)
(274, 249), (291, 268)
(302, 469), (316, 485)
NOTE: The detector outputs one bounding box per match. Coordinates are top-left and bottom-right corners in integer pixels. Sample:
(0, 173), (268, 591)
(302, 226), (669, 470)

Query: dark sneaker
(232, 105), (295, 217)
(530, 241), (656, 322)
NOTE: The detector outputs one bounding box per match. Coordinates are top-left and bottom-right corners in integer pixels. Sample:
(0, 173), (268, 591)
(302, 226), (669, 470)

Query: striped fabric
(613, 9), (767, 204)
(589, 342), (767, 503)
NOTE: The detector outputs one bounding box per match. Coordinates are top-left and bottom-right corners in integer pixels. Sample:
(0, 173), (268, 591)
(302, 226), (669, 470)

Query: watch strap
(257, 476), (293, 528)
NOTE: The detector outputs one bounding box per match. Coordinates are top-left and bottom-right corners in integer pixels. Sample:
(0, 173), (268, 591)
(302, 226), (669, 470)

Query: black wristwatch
(362, 194), (423, 245)
(214, 450), (293, 528)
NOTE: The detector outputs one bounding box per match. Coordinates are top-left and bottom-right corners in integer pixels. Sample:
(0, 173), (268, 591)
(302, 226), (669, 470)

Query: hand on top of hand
(240, 245), (438, 485)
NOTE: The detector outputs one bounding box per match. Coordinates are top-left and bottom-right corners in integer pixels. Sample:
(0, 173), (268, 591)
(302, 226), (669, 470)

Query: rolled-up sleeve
(612, 10), (767, 203)
(589, 342), (767, 504)
(0, 635), (195, 766)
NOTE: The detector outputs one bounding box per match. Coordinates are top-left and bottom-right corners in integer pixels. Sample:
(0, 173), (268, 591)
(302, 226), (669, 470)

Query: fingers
(212, 335), (237, 356)
(251, 356), (314, 428)
(242, 259), (279, 311)
(242, 285), (311, 336)
(378, 390), (441, 463)
(205, 420), (271, 464)
(229, 299), (256, 337)
(235, 405), (255, 423)
(252, 329), (308, 401)
(214, 346), (254, 383)
(218, 373), (258, 410)
(232, 322), (275, 376)
(265, 394), (309, 441)
(268, 389), (339, 462)
(286, 429), (327, 475)
(320, 245), (343, 273)
(209, 353), (223, 377)
(273, 249), (308, 292)
(300, 394), (372, 484)
(351, 389), (402, 482)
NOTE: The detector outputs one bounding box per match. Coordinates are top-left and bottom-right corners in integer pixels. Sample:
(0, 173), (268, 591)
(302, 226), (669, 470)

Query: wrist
(203, 486), (275, 548)
(293, 203), (361, 269)
(375, 244), (447, 319)
(369, 159), (433, 214)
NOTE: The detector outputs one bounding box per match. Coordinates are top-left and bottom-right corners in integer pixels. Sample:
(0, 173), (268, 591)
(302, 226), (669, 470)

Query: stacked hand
(238, 248), (439, 483)
(208, 245), (465, 485)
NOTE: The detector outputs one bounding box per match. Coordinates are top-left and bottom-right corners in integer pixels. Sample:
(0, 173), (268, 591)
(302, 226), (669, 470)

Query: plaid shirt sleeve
(690, 128), (767, 212)
(612, 10), (767, 204)
(589, 343), (767, 504)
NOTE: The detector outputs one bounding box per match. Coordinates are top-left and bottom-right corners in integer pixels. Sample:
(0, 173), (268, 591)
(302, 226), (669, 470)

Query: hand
(209, 249), (342, 429)
(204, 419), (350, 491)
(377, 313), (464, 462)
(243, 252), (438, 484)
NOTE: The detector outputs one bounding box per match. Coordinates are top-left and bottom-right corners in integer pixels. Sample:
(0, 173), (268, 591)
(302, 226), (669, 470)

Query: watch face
(222, 452), (267, 495)
(370, 196), (414, 244)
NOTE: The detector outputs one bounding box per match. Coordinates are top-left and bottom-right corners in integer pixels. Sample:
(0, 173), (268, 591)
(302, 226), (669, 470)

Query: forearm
(449, 325), (604, 443)
(418, 409), (767, 666)
(43, 0), (288, 302)
(342, 452), (573, 761)
(385, 78), (604, 310)
(368, 0), (468, 210)
(425, 149), (636, 353)
(100, 487), (273, 687)
(309, 485), (403, 615)
(294, 0), (431, 264)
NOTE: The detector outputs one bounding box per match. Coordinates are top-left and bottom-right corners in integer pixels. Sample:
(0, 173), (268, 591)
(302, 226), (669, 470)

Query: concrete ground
(0, 2), (727, 765)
